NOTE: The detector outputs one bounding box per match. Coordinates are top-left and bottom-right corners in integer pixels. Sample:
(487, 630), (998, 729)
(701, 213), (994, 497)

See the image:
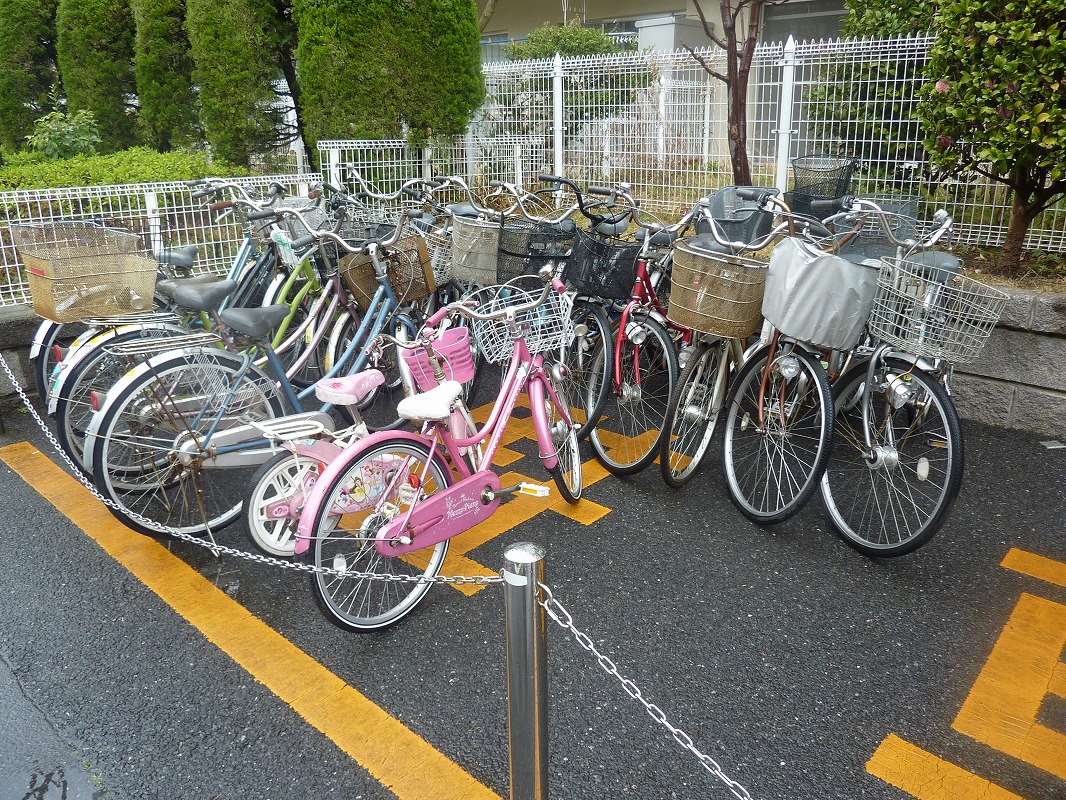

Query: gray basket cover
(762, 237), (879, 351)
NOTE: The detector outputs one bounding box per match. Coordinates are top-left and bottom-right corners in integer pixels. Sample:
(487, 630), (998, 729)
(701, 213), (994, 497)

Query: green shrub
(26, 108), (101, 159)
(0, 146), (246, 190)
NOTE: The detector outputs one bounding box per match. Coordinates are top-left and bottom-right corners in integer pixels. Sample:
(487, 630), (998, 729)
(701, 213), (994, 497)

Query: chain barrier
(538, 581), (756, 800)
(0, 352), (502, 588)
(3, 350), (753, 796)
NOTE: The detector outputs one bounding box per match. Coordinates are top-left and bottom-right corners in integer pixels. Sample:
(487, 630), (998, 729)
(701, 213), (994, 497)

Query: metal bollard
(503, 542), (548, 800)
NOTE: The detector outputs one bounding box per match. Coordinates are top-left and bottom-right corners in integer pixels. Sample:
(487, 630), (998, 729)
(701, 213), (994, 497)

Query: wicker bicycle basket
(450, 215), (501, 284)
(667, 242), (768, 338)
(339, 235), (435, 311)
(401, 325), (477, 391)
(496, 218), (575, 283)
(461, 276), (575, 364)
(12, 222), (158, 323)
(867, 257), (1007, 364)
(561, 228), (642, 299)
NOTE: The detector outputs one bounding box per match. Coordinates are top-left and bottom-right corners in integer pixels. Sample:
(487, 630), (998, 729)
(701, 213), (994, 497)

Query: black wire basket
(561, 228), (642, 300)
(496, 218), (576, 283)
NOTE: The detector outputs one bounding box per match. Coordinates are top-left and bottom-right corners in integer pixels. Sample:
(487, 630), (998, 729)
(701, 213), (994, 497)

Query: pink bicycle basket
(402, 325), (477, 391)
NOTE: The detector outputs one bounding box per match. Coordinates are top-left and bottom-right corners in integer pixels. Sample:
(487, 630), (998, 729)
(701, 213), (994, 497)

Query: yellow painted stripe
(1001, 548), (1066, 589)
(867, 734), (1025, 799)
(0, 442), (500, 800)
(952, 592), (1066, 780)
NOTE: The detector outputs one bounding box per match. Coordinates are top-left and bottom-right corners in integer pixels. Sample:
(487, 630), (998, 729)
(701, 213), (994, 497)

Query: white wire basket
(450, 215), (500, 284)
(422, 227), (453, 286)
(461, 276), (575, 364)
(867, 258), (1008, 363)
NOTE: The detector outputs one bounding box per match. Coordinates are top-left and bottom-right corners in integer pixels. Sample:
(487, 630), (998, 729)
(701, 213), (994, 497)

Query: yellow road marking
(0, 441), (500, 800)
(952, 592), (1066, 780)
(867, 734), (1024, 799)
(1002, 548), (1066, 589)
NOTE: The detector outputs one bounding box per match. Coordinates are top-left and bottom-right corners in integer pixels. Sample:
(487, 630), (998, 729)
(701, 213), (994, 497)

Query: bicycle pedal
(517, 483), (550, 498)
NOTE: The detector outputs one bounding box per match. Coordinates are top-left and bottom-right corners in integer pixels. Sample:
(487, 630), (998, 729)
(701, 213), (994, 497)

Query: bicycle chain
(539, 582), (756, 800)
(0, 353), (501, 588)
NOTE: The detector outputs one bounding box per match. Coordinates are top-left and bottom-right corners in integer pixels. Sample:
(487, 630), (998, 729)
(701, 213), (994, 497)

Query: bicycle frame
(293, 329), (573, 557)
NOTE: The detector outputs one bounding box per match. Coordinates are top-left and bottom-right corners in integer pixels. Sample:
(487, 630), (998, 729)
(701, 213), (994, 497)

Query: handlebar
(424, 273), (567, 330)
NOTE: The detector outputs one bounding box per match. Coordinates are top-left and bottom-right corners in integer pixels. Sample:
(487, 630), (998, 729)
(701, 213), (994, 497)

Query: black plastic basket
(562, 229), (642, 299)
(786, 154), (859, 219)
(496, 218), (576, 283)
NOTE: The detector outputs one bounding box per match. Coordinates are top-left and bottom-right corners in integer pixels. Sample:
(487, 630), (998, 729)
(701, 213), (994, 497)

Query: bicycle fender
(29, 319), (63, 362)
(294, 430), (436, 555)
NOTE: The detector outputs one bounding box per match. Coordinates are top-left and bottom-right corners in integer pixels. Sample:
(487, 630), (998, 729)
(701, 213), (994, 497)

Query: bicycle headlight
(774, 355), (801, 379)
(885, 374), (916, 409)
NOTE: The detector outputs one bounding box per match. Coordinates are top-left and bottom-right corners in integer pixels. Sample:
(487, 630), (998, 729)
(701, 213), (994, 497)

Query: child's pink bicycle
(293, 271), (582, 632)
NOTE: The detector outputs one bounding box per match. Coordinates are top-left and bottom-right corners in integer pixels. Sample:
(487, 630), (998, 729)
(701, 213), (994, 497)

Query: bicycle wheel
(722, 342), (833, 524)
(54, 325), (187, 477)
(244, 450), (319, 557)
(89, 348), (286, 539)
(659, 341), (727, 489)
(540, 372), (582, 503)
(820, 358), (963, 557)
(588, 312), (678, 475)
(558, 298), (611, 440)
(302, 439), (451, 632)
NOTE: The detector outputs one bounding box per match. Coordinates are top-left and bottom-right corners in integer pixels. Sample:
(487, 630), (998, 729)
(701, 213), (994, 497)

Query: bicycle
(293, 270), (581, 632)
(81, 196), (435, 540)
(816, 199), (1007, 556)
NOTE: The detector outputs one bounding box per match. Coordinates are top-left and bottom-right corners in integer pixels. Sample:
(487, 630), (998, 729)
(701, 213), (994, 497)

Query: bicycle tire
(820, 357), (964, 557)
(54, 324), (187, 477)
(539, 371), (582, 502)
(588, 312), (679, 475)
(89, 348), (286, 539)
(301, 438), (452, 632)
(659, 341), (727, 488)
(722, 342), (834, 524)
(559, 298), (611, 440)
(244, 450), (319, 557)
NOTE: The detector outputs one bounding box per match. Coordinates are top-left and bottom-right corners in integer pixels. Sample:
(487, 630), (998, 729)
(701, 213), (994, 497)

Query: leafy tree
(807, 0), (938, 174)
(504, 20), (625, 60)
(400, 0), (484, 143)
(293, 0), (401, 146)
(294, 0), (483, 148)
(132, 0), (200, 151)
(0, 0), (60, 152)
(55, 0), (139, 152)
(919, 0), (1066, 272)
(683, 0), (786, 186)
(184, 0), (290, 166)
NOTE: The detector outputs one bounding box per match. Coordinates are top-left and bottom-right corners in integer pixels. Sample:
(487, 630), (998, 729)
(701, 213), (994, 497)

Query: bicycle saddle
(158, 244), (199, 272)
(635, 228), (679, 247)
(314, 369), (385, 406)
(219, 304), (291, 340)
(156, 273), (224, 301)
(396, 379), (464, 422)
(171, 279), (236, 312)
(591, 218), (630, 237)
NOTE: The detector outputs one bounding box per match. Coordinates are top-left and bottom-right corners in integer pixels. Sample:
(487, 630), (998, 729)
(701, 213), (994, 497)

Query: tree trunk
(996, 189), (1039, 276)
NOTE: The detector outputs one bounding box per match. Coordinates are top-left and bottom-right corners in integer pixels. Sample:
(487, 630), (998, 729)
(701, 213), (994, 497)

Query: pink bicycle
(294, 271), (582, 632)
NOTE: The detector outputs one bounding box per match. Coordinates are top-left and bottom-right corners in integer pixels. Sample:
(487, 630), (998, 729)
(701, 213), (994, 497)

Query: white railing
(0, 175), (321, 307)
(324, 35), (1066, 251)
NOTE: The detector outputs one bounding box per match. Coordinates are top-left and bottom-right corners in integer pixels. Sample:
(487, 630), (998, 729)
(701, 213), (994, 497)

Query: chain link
(538, 582), (756, 800)
(0, 353), (502, 587)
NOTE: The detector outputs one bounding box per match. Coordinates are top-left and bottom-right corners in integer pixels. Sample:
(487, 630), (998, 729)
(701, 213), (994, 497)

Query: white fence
(0, 175), (320, 307)
(320, 35), (1066, 251)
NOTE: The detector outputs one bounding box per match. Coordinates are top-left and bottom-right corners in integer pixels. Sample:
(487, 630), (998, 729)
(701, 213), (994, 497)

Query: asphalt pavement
(0, 381), (1064, 800)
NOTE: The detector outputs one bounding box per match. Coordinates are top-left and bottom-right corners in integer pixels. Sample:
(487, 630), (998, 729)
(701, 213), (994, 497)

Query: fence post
(553, 53), (564, 179)
(775, 35), (798, 195)
(144, 190), (163, 258)
(503, 542), (548, 800)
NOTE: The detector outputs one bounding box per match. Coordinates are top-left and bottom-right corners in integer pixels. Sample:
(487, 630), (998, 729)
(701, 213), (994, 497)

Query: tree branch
(681, 42), (728, 84)
(690, 0), (727, 50)
(477, 0), (499, 33)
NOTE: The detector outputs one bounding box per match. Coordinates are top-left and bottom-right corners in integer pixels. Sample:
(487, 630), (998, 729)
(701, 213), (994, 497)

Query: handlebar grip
(735, 187), (773, 203)
(208, 201), (234, 212)
(322, 181), (341, 194)
(246, 209), (277, 221)
(186, 179), (207, 187)
(425, 305), (451, 328)
(191, 189), (212, 199)
(587, 185), (614, 196)
(290, 235), (316, 249)
(267, 182), (284, 197)
(809, 196), (852, 217)
(538, 173), (563, 184)
(488, 180), (503, 187)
